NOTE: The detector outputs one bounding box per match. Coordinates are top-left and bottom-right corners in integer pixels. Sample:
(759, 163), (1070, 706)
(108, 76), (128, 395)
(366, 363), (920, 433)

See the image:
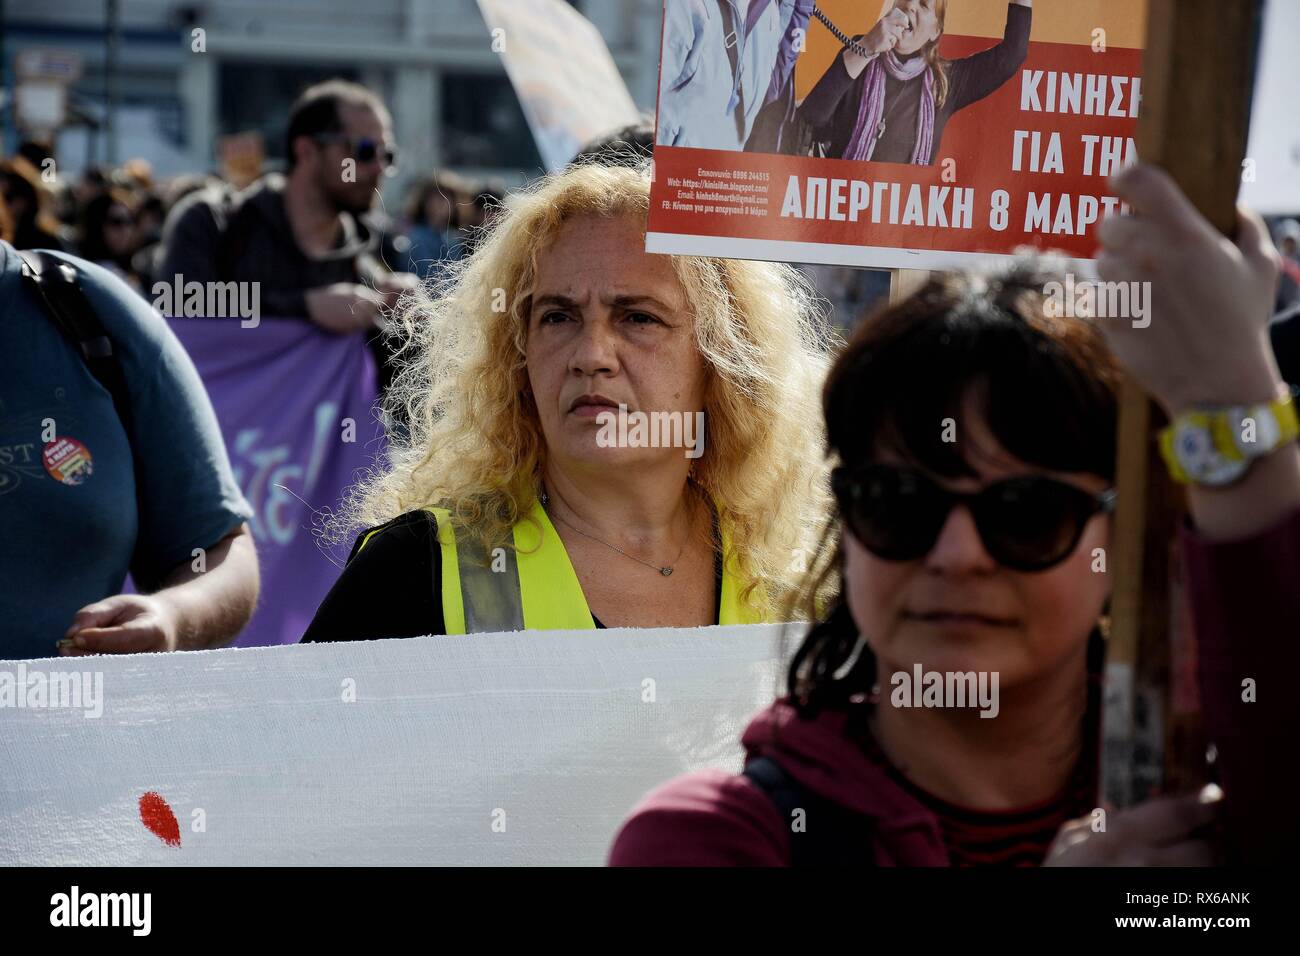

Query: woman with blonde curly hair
(303, 162), (834, 640)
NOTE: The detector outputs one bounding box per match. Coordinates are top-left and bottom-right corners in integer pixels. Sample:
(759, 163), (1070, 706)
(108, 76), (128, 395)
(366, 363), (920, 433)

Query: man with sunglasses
(159, 79), (416, 338)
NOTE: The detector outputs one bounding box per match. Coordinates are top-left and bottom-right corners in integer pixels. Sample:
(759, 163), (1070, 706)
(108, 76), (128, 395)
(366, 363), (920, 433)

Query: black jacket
(1272, 303), (1300, 387)
(156, 173), (408, 318)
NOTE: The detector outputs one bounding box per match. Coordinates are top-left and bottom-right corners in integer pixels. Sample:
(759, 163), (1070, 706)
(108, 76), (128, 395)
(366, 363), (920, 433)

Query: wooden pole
(889, 268), (929, 305)
(1103, 0), (1263, 808)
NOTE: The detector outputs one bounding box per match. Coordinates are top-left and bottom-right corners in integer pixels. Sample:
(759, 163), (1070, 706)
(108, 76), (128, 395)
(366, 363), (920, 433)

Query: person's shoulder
(164, 180), (233, 227)
(303, 509), (442, 643)
(664, 0), (709, 33)
(607, 768), (789, 866)
(670, 0), (708, 18)
(236, 173), (287, 220)
(166, 175), (280, 233)
(36, 249), (164, 346)
(348, 509), (439, 564)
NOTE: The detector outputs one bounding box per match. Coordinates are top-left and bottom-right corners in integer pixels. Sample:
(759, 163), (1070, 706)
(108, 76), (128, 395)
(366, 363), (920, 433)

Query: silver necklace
(540, 490), (686, 576)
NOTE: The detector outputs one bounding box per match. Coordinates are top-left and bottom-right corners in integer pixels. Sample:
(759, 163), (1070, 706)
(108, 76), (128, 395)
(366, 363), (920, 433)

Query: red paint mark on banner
(139, 792), (181, 848)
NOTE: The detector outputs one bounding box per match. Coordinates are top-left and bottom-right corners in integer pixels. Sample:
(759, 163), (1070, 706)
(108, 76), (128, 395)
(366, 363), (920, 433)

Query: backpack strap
(18, 250), (136, 439)
(716, 0), (749, 146)
(718, 0), (784, 149)
(743, 755), (877, 866)
(214, 186), (259, 282)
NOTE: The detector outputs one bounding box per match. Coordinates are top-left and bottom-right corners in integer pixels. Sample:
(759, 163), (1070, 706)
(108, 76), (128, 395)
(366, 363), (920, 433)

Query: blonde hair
(331, 162), (836, 607)
(926, 0), (952, 109)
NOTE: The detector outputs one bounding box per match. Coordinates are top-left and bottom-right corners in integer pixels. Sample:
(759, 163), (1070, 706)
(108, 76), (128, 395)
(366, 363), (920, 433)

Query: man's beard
(320, 174), (376, 216)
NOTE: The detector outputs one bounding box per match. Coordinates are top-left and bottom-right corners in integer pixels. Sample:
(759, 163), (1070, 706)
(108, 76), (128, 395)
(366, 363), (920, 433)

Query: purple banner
(168, 317), (382, 646)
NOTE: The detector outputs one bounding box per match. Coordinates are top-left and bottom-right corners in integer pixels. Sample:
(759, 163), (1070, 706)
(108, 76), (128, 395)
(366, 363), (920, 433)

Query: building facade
(2, 0), (662, 195)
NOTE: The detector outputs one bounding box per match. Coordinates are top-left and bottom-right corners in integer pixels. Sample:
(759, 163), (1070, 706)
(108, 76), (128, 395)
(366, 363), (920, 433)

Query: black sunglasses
(831, 464), (1117, 573)
(313, 133), (398, 168)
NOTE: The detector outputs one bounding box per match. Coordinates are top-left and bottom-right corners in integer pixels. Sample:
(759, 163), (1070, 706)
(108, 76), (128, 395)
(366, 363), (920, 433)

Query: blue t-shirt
(0, 241), (253, 659)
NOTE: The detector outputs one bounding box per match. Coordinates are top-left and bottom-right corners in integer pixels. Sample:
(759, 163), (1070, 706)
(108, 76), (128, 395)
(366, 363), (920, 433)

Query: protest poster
(648, 0), (1146, 270)
(476, 0), (642, 171)
(166, 318), (382, 647)
(0, 624), (782, 866)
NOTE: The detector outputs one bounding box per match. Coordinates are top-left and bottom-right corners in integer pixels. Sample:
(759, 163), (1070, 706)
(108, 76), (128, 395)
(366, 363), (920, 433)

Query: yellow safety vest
(363, 497), (769, 634)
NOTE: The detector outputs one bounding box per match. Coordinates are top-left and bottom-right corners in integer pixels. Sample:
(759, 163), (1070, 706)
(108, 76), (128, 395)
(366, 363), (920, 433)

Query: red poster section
(648, 39), (1143, 269)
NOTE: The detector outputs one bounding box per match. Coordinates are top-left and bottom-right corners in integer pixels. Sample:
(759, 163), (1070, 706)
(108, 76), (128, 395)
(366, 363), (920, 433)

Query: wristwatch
(1159, 385), (1300, 486)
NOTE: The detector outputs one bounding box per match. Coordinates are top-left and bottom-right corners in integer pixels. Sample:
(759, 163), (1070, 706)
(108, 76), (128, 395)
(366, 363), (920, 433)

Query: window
(441, 72), (543, 171)
(218, 63), (364, 165)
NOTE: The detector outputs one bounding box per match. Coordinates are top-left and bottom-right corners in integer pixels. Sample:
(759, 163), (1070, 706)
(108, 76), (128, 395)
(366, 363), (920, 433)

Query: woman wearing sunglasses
(611, 164), (1300, 866)
(78, 189), (142, 290)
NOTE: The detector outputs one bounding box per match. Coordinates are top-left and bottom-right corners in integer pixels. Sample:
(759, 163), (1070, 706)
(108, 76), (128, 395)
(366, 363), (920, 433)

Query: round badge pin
(43, 437), (94, 486)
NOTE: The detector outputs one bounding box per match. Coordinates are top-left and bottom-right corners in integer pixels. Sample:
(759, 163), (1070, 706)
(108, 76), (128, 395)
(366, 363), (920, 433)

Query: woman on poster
(796, 0), (1032, 164)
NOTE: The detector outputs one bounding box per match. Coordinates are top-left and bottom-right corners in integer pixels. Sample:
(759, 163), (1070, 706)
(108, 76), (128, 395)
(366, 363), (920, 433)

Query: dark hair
(1, 165), (38, 219)
(16, 139), (53, 169)
(284, 79), (388, 171)
(572, 117), (656, 166)
(472, 184), (504, 211)
(163, 173), (220, 215)
(406, 170), (471, 228)
(78, 189), (136, 265)
(0, 186), (11, 244)
(1, 156), (62, 236)
(786, 259), (1121, 715)
(137, 193), (166, 221)
(458, 183), (506, 254)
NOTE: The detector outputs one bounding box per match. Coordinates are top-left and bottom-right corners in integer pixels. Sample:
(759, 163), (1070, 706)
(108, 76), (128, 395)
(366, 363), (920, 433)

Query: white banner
(476, 0), (640, 171)
(1242, 0), (1300, 215)
(0, 625), (785, 865)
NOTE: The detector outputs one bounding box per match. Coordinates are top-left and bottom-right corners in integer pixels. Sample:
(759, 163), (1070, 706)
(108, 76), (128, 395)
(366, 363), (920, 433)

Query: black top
(301, 509), (726, 642)
(799, 3), (1031, 164)
(158, 173), (407, 319)
(1272, 303), (1300, 387)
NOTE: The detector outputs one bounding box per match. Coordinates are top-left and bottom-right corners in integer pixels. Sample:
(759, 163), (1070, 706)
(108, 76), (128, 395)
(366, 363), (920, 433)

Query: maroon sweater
(799, 3), (1030, 164)
(609, 508), (1300, 866)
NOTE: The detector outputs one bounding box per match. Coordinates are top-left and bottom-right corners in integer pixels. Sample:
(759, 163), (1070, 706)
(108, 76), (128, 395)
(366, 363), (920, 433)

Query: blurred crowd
(1, 94), (900, 333)
(0, 137), (511, 296)
(7, 122), (1298, 330)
